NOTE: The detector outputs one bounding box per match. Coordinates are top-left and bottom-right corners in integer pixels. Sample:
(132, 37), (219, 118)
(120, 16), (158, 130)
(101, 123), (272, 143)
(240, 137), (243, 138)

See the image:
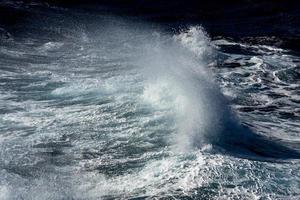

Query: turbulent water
(0, 4), (300, 200)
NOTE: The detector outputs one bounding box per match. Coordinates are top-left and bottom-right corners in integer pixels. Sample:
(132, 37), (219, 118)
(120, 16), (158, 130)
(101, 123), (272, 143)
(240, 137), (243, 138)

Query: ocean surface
(0, 1), (299, 199)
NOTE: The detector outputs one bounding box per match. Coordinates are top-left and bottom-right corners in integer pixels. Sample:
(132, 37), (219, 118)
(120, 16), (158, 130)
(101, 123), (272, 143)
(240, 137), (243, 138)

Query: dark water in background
(0, 1), (300, 199)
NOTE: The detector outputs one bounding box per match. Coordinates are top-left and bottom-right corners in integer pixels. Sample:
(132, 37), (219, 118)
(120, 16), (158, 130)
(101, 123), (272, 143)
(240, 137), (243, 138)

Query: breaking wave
(0, 7), (299, 199)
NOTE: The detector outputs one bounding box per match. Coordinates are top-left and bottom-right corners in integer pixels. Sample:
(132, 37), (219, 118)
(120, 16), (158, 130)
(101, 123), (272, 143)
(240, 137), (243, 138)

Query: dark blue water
(0, 1), (299, 199)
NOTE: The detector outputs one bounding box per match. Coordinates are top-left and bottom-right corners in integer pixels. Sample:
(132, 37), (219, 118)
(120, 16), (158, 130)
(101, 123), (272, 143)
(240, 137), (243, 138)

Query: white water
(0, 12), (299, 199)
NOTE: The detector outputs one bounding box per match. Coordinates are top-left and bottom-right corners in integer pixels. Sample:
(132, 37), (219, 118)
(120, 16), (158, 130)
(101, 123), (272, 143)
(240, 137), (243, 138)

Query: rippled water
(0, 6), (299, 200)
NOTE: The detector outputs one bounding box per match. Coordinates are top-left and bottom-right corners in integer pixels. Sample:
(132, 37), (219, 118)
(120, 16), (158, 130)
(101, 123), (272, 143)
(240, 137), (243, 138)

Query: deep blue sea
(0, 1), (299, 199)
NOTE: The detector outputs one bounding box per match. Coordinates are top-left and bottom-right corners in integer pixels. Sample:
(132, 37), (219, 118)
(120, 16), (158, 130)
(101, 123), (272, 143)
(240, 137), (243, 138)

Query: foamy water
(0, 8), (299, 200)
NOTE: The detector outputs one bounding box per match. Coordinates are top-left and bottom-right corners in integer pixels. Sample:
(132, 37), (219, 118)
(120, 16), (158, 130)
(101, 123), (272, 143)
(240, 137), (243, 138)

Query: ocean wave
(0, 8), (299, 199)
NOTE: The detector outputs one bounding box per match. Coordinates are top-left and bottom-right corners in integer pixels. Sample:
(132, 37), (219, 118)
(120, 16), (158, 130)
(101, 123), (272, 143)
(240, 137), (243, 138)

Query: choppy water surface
(0, 6), (299, 200)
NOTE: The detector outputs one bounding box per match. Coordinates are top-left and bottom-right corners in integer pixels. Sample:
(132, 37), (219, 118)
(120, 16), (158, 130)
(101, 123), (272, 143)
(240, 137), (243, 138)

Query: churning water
(0, 5), (299, 200)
